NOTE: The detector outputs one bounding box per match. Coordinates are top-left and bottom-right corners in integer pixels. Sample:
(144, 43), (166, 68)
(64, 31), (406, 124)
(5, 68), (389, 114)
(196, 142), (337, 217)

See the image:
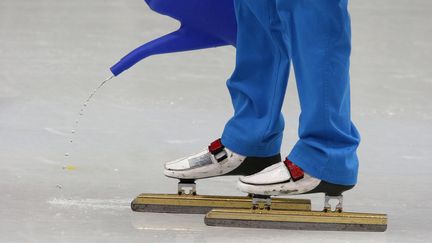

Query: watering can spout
(110, 0), (237, 76)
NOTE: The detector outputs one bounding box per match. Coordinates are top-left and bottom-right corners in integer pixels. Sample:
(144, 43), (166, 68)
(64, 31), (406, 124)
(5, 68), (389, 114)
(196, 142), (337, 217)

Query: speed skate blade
(131, 193), (311, 214)
(205, 208), (387, 232)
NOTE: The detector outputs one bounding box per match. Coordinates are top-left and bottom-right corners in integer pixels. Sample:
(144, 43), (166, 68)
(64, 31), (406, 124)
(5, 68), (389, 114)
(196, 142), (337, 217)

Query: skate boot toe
(237, 162), (293, 196)
(163, 139), (247, 179)
(237, 160), (321, 196)
(164, 149), (210, 171)
(239, 162), (290, 185)
(237, 180), (278, 196)
(164, 157), (190, 171)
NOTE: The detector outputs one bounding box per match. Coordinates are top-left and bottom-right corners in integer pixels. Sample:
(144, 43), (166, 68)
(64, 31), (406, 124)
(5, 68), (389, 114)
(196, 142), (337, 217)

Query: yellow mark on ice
(63, 165), (77, 171)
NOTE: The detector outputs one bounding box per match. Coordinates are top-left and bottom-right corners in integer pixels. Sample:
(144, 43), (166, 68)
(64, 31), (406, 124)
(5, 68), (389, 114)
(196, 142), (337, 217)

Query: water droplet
(65, 75), (114, 166)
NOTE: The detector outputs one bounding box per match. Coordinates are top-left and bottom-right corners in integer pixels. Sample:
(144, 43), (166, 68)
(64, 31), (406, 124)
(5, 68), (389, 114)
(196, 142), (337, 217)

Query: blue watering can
(110, 0), (237, 76)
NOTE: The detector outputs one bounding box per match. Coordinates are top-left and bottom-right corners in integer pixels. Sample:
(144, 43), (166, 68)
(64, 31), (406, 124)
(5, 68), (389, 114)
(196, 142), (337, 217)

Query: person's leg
(278, 0), (360, 186)
(164, 0), (289, 180)
(222, 0), (291, 157)
(237, 0), (359, 196)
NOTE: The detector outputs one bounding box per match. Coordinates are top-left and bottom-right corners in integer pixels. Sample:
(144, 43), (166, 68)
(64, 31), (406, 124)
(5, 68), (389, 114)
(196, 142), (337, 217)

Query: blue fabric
(221, 0), (360, 185)
(111, 0), (237, 76)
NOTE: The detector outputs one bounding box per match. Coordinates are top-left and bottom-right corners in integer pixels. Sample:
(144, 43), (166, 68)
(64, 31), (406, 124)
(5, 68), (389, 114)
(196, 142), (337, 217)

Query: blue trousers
(221, 0), (360, 185)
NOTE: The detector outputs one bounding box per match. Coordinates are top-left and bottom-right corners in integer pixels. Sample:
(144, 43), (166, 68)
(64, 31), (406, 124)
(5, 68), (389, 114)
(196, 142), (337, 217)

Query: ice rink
(1, 0), (431, 242)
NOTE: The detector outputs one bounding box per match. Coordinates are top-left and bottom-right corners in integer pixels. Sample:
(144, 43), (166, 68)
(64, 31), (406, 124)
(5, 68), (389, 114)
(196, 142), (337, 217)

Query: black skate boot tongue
(226, 154), (281, 176)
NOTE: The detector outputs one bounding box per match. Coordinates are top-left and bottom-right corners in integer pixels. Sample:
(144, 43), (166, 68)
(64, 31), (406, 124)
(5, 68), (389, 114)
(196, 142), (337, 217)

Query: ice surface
(0, 0), (431, 242)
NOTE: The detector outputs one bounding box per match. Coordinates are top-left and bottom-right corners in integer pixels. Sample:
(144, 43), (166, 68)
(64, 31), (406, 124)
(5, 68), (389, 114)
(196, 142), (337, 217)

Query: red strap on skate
(208, 138), (225, 155)
(284, 158), (304, 182)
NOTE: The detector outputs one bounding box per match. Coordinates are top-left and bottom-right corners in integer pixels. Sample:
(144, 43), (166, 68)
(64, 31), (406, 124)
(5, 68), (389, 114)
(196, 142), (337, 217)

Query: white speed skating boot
(237, 158), (354, 211)
(164, 138), (246, 179)
(164, 138), (281, 180)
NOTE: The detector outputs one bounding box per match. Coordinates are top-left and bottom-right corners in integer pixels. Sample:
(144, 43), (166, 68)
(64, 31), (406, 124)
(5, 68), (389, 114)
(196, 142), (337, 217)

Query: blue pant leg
(221, 0), (290, 157)
(276, 0), (360, 185)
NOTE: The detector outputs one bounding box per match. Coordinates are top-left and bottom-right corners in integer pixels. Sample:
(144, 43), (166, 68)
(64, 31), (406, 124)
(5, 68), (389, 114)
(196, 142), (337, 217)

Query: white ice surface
(0, 0), (431, 242)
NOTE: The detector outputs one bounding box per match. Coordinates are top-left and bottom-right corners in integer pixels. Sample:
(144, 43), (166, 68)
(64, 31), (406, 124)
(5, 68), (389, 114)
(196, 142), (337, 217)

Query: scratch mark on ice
(44, 127), (69, 136)
(48, 198), (130, 210)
